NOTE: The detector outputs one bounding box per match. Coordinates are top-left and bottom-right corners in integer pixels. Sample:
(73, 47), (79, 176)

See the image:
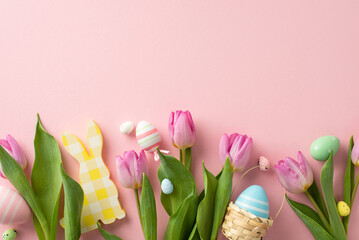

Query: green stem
(345, 171), (359, 233)
(305, 191), (331, 233)
(351, 173), (359, 206)
(185, 147), (192, 171)
(180, 148), (192, 171)
(180, 148), (185, 165)
(134, 188), (143, 232)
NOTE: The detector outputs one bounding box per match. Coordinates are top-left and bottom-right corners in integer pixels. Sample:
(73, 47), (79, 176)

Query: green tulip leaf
(210, 158), (233, 240)
(140, 174), (157, 240)
(0, 146), (49, 240)
(164, 193), (198, 240)
(188, 223), (201, 240)
(197, 163), (218, 240)
(321, 151), (347, 240)
(61, 165), (84, 240)
(307, 180), (329, 221)
(157, 149), (197, 216)
(286, 195), (335, 240)
(157, 149), (198, 240)
(189, 169), (222, 239)
(31, 115), (63, 240)
(343, 136), (354, 230)
(96, 222), (123, 240)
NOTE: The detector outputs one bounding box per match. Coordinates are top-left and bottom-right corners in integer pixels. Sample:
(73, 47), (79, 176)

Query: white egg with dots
(120, 121), (134, 135)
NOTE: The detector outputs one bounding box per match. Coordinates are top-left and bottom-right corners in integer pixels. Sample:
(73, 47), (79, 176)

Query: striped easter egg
(136, 121), (161, 152)
(234, 185), (269, 219)
(0, 186), (32, 225)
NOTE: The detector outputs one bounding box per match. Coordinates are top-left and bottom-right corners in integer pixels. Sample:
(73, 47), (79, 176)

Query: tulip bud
(351, 137), (359, 166)
(0, 135), (27, 178)
(219, 133), (253, 171)
(116, 150), (148, 189)
(169, 110), (196, 149)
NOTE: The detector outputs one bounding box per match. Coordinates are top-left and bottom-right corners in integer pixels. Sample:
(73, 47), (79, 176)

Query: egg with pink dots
(258, 156), (270, 171)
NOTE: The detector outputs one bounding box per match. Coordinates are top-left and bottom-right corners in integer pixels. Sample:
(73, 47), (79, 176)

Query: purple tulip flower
(0, 135), (27, 178)
(219, 133), (253, 171)
(116, 150), (148, 189)
(274, 151), (313, 193)
(169, 110), (196, 149)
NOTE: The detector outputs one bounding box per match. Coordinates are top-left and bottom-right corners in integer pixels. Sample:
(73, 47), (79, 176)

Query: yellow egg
(337, 201), (350, 217)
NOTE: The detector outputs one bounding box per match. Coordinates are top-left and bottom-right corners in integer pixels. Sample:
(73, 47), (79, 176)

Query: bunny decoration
(61, 121), (125, 233)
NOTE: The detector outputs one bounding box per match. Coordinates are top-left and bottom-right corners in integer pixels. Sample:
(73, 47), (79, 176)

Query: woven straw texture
(222, 202), (273, 240)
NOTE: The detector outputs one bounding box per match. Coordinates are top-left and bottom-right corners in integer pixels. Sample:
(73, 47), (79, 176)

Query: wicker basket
(222, 202), (273, 240)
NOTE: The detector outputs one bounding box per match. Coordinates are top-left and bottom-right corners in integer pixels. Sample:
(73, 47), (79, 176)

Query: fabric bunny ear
(62, 132), (90, 163)
(87, 121), (103, 158)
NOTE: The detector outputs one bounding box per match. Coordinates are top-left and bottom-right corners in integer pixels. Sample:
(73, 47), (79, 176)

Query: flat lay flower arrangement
(275, 135), (359, 240)
(0, 111), (358, 240)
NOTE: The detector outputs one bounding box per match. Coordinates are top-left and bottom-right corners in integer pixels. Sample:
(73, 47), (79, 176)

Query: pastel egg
(0, 186), (32, 225)
(2, 228), (17, 240)
(161, 179), (173, 194)
(120, 121), (134, 135)
(337, 201), (350, 217)
(310, 136), (340, 161)
(235, 185), (269, 219)
(136, 121), (161, 152)
(258, 156), (270, 171)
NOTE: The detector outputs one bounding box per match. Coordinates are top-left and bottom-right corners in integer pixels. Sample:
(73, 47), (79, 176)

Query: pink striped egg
(0, 186), (32, 225)
(136, 121), (161, 152)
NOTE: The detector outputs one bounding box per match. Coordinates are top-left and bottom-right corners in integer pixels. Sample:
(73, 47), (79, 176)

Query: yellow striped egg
(136, 121), (161, 152)
(0, 186), (32, 225)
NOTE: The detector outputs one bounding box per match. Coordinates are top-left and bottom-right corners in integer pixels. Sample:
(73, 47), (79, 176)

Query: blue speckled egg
(161, 178), (173, 194)
(235, 185), (269, 219)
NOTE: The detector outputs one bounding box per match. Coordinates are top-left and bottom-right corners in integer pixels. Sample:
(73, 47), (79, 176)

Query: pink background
(1, 1), (359, 239)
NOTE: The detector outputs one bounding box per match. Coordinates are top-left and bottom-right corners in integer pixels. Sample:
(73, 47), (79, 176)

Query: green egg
(310, 135), (340, 161)
(2, 228), (17, 240)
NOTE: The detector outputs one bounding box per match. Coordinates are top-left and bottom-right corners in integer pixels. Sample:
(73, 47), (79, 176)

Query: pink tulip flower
(274, 151), (313, 194)
(116, 150), (148, 189)
(351, 137), (359, 166)
(219, 133), (253, 171)
(0, 135), (27, 178)
(169, 110), (196, 149)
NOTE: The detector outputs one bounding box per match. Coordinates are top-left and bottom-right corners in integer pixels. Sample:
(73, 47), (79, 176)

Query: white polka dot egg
(120, 121), (134, 135)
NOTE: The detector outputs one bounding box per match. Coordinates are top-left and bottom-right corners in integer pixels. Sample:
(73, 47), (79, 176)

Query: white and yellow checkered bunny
(61, 121), (125, 233)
